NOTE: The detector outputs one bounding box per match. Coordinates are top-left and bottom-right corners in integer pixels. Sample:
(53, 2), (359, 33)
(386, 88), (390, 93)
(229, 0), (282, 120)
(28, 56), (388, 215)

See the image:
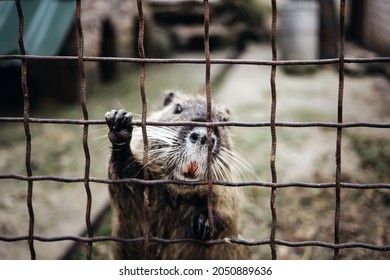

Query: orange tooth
(183, 161), (199, 176)
(189, 161), (199, 175)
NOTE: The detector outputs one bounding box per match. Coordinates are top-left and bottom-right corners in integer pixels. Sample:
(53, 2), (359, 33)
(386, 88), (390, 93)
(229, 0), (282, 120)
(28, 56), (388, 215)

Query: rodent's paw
(191, 213), (215, 241)
(105, 109), (133, 145)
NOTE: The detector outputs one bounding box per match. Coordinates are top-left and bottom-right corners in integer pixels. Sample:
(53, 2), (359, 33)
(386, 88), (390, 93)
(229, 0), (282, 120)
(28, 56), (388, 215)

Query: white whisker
(92, 139), (111, 153)
(220, 147), (257, 180)
(91, 126), (109, 133)
(121, 115), (255, 183)
(93, 134), (109, 140)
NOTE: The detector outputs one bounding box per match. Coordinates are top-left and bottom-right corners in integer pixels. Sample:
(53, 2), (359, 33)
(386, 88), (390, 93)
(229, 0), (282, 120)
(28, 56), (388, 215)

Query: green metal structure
(0, 0), (75, 56)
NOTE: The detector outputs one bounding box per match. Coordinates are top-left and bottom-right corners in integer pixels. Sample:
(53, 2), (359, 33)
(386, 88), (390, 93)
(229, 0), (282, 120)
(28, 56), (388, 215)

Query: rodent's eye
(174, 104), (183, 114)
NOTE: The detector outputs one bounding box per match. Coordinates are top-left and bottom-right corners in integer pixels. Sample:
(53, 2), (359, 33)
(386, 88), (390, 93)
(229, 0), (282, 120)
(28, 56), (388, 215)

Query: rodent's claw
(105, 109), (133, 145)
(191, 213), (215, 241)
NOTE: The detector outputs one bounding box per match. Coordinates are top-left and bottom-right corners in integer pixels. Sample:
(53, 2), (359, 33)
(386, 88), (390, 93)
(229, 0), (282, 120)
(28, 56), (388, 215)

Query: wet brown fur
(106, 92), (251, 259)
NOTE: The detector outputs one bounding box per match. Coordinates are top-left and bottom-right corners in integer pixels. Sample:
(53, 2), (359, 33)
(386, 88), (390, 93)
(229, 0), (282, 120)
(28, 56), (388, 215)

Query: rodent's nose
(189, 130), (216, 147)
(189, 118), (217, 147)
(189, 132), (208, 145)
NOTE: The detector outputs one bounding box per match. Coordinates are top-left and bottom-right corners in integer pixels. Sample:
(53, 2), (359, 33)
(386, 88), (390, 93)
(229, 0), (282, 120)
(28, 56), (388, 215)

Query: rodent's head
(132, 91), (235, 183)
(155, 91), (231, 124)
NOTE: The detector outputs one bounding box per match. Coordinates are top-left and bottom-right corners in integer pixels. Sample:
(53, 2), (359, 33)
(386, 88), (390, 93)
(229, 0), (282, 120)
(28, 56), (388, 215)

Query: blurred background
(0, 0), (389, 259)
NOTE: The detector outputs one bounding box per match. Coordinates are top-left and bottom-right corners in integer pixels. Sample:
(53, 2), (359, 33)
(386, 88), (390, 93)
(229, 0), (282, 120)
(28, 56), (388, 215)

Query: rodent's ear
(217, 106), (231, 121)
(163, 91), (178, 106)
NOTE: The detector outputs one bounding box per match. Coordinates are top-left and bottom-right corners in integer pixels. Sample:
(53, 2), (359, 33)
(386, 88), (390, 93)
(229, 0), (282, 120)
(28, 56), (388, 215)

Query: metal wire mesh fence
(0, 0), (389, 260)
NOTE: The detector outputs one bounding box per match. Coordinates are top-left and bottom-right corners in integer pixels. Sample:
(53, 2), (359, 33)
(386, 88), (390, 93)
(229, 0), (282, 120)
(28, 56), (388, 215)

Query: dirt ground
(215, 44), (390, 259)
(0, 43), (389, 259)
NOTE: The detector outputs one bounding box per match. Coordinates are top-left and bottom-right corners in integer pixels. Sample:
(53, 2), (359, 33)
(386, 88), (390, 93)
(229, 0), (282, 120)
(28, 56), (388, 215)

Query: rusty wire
(334, 0), (346, 260)
(1, 174), (389, 190)
(136, 0), (152, 260)
(1, 117), (390, 128)
(0, 235), (389, 252)
(2, 54), (390, 65)
(269, 0), (278, 260)
(15, 0), (36, 260)
(202, 0), (217, 259)
(75, 0), (94, 260)
(1, 0), (389, 260)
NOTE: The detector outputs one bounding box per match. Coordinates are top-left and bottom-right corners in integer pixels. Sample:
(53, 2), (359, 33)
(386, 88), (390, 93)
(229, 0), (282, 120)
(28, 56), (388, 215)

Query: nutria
(105, 91), (251, 259)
